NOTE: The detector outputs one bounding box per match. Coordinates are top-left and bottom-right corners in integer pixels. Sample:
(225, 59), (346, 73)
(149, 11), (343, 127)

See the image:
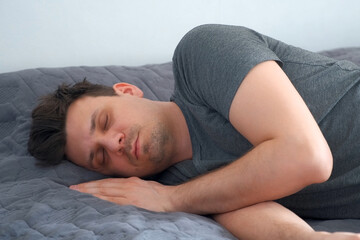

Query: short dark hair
(28, 79), (116, 165)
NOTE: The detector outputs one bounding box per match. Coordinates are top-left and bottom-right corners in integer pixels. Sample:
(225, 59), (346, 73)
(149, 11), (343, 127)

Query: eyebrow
(90, 109), (99, 135)
(88, 109), (99, 167)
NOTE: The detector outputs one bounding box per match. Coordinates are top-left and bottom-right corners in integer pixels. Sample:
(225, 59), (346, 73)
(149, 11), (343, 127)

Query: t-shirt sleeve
(172, 24), (282, 119)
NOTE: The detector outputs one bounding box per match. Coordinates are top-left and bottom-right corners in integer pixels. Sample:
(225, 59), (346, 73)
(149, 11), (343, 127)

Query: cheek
(107, 156), (131, 177)
(66, 153), (88, 170)
(143, 123), (172, 164)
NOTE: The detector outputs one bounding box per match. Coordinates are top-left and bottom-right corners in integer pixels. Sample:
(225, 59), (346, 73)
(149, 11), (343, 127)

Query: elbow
(297, 138), (333, 185)
(310, 144), (333, 183)
(281, 133), (333, 187)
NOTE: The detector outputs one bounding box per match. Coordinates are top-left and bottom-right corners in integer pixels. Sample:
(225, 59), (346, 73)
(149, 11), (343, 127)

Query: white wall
(1, 0), (359, 73)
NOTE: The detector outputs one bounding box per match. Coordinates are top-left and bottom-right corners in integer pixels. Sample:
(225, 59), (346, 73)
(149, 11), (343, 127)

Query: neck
(163, 101), (193, 165)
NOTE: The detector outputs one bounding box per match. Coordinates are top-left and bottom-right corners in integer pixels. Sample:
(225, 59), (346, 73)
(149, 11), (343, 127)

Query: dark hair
(28, 79), (116, 165)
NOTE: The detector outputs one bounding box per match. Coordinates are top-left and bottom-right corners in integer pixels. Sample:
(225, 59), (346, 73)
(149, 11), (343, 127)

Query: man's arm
(70, 61), (333, 215)
(166, 60), (333, 214)
(214, 201), (360, 240)
(70, 180), (360, 239)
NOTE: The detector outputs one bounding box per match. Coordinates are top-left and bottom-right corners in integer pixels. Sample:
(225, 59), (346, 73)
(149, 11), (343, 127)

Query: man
(28, 24), (360, 239)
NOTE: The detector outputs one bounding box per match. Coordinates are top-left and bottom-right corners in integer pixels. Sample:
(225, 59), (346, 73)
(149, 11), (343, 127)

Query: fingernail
(70, 185), (78, 190)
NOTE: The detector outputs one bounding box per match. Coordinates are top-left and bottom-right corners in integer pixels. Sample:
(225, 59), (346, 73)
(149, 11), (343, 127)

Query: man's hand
(70, 177), (175, 212)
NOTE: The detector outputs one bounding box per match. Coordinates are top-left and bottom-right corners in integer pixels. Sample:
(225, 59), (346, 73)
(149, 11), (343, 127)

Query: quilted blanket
(1, 48), (360, 239)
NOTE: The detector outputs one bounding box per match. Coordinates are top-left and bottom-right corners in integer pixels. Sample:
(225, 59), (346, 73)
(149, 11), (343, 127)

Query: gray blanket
(1, 48), (360, 239)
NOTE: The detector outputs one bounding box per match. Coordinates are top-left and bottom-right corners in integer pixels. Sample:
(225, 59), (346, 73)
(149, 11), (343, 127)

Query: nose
(98, 131), (124, 153)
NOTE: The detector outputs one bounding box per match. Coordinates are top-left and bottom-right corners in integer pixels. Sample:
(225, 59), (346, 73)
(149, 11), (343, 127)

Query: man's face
(65, 83), (174, 177)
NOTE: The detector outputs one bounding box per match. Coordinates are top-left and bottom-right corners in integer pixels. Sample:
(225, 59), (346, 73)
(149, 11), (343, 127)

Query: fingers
(70, 182), (122, 197)
(71, 178), (125, 188)
(69, 177), (171, 212)
(71, 185), (119, 196)
(70, 177), (140, 191)
(70, 180), (132, 206)
(93, 194), (132, 206)
(70, 181), (119, 191)
(69, 177), (146, 198)
(70, 182), (135, 206)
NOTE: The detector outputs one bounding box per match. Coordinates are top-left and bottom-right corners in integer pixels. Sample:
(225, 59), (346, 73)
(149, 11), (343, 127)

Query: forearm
(213, 201), (314, 240)
(169, 137), (327, 214)
(214, 201), (360, 240)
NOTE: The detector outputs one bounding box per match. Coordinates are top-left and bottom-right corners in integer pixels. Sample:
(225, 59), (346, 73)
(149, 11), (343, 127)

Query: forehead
(69, 96), (97, 116)
(66, 96), (100, 130)
(67, 95), (117, 119)
(65, 96), (99, 166)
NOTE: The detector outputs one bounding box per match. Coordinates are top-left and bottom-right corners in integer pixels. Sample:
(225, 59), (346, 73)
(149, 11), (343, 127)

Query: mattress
(1, 47), (360, 239)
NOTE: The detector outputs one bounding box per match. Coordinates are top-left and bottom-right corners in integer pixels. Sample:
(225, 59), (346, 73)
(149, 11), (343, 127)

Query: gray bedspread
(1, 47), (360, 239)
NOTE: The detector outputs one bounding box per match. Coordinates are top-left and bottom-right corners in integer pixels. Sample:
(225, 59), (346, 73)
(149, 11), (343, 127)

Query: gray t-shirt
(155, 25), (360, 218)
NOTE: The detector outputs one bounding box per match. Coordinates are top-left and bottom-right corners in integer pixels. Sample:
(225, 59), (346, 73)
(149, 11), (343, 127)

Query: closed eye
(98, 112), (109, 132)
(102, 114), (109, 131)
(105, 115), (109, 129)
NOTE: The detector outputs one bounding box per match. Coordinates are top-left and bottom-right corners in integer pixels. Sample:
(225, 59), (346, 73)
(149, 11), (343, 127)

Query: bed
(1, 47), (359, 239)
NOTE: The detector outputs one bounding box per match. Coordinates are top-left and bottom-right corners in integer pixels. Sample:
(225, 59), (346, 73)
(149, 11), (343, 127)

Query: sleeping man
(28, 24), (360, 239)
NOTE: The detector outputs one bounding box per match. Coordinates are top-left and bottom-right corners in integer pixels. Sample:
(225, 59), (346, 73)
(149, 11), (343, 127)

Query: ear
(112, 83), (144, 98)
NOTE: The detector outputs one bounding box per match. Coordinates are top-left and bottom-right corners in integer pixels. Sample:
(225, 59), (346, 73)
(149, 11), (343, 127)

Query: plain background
(1, 0), (359, 73)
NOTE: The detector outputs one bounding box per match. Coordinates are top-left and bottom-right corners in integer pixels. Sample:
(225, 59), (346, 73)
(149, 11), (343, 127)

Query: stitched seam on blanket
(141, 75), (158, 99)
(103, 66), (122, 82)
(16, 73), (37, 102)
(61, 68), (78, 83)
(139, 67), (165, 98)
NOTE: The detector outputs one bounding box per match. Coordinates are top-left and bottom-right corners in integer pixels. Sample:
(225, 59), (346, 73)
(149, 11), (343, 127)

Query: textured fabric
(0, 64), (236, 240)
(159, 24), (360, 219)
